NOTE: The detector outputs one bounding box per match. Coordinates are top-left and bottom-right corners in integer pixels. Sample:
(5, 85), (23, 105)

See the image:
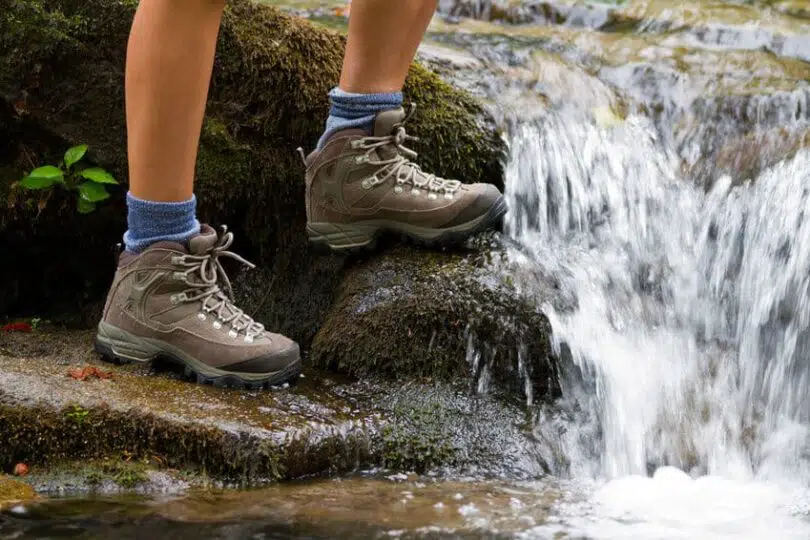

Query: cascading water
(502, 101), (810, 535)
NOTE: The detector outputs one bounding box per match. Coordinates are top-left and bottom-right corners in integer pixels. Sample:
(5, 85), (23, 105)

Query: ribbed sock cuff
(316, 87), (404, 150)
(123, 192), (201, 253)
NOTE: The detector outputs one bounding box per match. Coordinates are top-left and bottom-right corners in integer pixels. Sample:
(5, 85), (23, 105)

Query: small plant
(65, 405), (90, 426)
(18, 144), (118, 214)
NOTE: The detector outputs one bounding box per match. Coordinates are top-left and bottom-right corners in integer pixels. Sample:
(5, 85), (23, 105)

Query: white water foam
(503, 108), (810, 537)
(521, 468), (810, 540)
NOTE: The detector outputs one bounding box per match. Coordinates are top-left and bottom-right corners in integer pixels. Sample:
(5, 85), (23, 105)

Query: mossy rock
(309, 240), (557, 398)
(0, 0), (505, 346)
(0, 475), (36, 508)
(0, 327), (555, 483)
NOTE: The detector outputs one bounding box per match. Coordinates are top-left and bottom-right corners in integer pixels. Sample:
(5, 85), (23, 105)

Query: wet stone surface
(0, 327), (552, 495)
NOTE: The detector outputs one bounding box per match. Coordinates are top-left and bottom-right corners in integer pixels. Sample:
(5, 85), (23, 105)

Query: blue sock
(123, 192), (201, 253)
(316, 87), (403, 150)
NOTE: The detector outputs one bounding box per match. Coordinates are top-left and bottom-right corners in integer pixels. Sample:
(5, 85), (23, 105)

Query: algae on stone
(0, 475), (36, 508)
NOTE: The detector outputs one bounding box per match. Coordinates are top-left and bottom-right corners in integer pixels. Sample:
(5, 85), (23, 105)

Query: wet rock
(0, 327), (554, 486)
(0, 0), (505, 343)
(694, 127), (810, 187)
(0, 328), (380, 485)
(309, 239), (557, 400)
(24, 459), (192, 496)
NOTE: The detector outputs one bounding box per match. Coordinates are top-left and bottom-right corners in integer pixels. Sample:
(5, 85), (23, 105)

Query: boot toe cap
(444, 183), (505, 228)
(225, 335), (301, 374)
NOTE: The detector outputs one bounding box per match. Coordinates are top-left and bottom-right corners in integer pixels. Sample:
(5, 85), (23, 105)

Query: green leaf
(77, 181), (110, 203)
(80, 167), (117, 185)
(64, 145), (88, 169)
(19, 175), (57, 189)
(19, 165), (65, 189)
(30, 165), (64, 180)
(77, 197), (96, 214)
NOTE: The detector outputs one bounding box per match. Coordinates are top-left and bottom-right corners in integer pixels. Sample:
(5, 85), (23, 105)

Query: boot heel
(306, 222), (378, 253)
(95, 322), (160, 364)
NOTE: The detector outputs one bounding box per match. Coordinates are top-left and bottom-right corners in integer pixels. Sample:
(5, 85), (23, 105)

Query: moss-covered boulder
(309, 240), (557, 399)
(0, 0), (505, 343)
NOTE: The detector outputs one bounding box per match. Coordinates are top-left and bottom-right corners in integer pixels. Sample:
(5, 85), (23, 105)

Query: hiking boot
(302, 104), (507, 252)
(95, 225), (301, 389)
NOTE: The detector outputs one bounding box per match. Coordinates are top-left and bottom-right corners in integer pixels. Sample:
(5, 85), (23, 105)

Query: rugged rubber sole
(307, 195), (508, 254)
(94, 322), (301, 390)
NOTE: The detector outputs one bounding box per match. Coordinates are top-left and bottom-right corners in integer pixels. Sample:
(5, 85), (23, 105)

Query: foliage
(65, 405), (89, 426)
(17, 145), (118, 214)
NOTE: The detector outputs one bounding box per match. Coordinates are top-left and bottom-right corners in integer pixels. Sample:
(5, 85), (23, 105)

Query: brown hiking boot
(95, 225), (301, 389)
(302, 104), (506, 252)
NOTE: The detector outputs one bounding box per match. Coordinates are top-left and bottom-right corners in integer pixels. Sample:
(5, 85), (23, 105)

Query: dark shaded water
(1, 477), (542, 540)
(1, 503), (389, 540)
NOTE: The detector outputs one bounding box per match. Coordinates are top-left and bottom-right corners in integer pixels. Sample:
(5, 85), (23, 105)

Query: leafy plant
(66, 404), (90, 426)
(18, 145), (118, 214)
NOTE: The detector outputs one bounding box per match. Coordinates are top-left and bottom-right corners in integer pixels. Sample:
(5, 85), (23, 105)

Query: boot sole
(307, 195), (507, 254)
(94, 321), (301, 390)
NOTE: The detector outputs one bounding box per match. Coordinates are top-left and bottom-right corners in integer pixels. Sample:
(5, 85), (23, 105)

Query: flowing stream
(488, 1), (810, 534)
(504, 105), (810, 540)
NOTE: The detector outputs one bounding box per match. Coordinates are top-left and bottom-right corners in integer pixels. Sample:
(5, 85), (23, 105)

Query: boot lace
(351, 103), (462, 197)
(171, 226), (265, 340)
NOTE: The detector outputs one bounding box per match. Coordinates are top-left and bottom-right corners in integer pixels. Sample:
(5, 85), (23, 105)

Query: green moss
(113, 467), (148, 489)
(381, 404), (457, 473)
(82, 459), (149, 489)
(65, 404), (90, 426)
(0, 402), (283, 485)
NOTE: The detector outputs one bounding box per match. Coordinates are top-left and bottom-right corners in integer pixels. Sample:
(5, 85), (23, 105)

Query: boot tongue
(373, 107), (407, 137)
(373, 108), (407, 161)
(187, 224), (218, 255)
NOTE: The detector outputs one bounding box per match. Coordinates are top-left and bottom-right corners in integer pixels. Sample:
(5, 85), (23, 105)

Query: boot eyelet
(394, 186), (404, 194)
(245, 336), (254, 344)
(411, 189), (420, 197)
(428, 193), (438, 200)
(197, 312), (207, 321)
(228, 330), (238, 339)
(361, 179), (373, 189)
(213, 321), (222, 330)
(444, 193), (454, 200)
(355, 155), (369, 164)
(170, 295), (179, 305)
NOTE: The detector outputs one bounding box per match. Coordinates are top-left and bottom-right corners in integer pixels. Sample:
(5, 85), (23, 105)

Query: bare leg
(339, 0), (438, 93)
(126, 0), (226, 202)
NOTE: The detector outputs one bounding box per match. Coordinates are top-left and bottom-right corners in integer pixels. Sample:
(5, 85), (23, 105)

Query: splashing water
(502, 104), (810, 535)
